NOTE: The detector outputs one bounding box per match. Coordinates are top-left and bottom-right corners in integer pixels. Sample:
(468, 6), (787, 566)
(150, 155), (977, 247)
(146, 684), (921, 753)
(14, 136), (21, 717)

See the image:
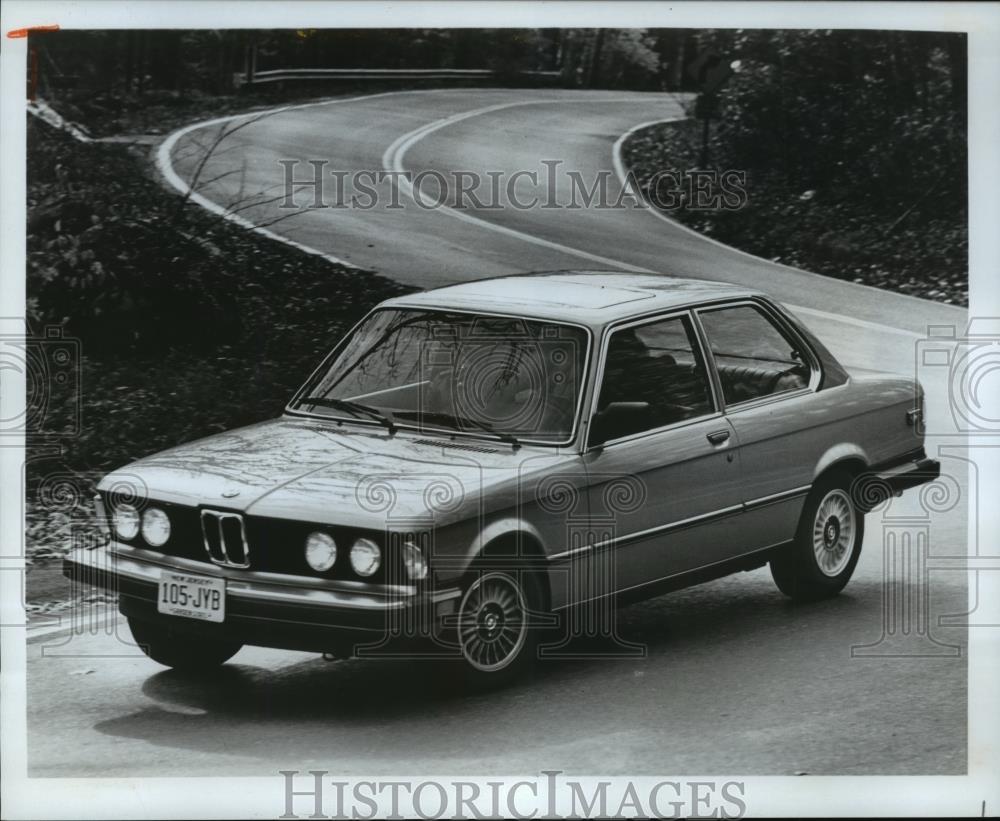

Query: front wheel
(770, 471), (864, 601)
(455, 571), (542, 690)
(128, 617), (242, 671)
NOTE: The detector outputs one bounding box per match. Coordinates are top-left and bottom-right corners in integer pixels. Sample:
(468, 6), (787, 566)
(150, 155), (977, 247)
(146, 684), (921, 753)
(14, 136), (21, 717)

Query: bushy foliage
(624, 30), (967, 305)
(38, 27), (670, 110)
(711, 31), (966, 213)
(28, 127), (240, 350)
(26, 119), (412, 485)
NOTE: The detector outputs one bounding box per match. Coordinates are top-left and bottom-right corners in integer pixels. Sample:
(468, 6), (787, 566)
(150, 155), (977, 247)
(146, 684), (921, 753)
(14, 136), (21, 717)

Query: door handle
(706, 430), (731, 446)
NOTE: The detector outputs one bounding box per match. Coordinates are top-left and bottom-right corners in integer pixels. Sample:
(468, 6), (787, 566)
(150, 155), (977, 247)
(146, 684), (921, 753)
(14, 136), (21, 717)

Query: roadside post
(688, 48), (736, 167)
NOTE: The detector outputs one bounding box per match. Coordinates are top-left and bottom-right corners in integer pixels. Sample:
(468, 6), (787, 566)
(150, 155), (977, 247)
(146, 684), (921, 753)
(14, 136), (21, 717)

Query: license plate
(157, 571), (226, 623)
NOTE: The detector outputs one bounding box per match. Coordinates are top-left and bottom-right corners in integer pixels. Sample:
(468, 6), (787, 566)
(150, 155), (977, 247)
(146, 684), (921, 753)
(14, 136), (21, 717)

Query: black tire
(128, 617), (242, 671)
(454, 569), (544, 690)
(770, 469), (865, 602)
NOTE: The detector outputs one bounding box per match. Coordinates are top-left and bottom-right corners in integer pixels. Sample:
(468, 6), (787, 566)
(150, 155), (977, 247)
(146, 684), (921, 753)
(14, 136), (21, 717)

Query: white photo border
(1, 2), (997, 818)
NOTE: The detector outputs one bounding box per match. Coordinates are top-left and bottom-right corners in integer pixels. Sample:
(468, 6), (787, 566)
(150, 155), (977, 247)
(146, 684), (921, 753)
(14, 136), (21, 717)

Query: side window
(698, 304), (811, 405)
(591, 314), (713, 445)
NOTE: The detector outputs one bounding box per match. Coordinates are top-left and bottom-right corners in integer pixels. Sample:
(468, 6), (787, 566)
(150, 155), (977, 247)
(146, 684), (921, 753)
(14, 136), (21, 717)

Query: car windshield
(293, 308), (589, 444)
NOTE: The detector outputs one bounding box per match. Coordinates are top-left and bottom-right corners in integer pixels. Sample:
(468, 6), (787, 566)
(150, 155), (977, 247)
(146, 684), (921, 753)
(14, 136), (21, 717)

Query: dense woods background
(24, 28), (968, 574)
(32, 27), (967, 301)
(624, 29), (968, 304)
(36, 28), (673, 97)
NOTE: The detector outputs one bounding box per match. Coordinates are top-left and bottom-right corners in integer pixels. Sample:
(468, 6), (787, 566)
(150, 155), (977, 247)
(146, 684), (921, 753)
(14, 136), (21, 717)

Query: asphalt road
(27, 89), (970, 777)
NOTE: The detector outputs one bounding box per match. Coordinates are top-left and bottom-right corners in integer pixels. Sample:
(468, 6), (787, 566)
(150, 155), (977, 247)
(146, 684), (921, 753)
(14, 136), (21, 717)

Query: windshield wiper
(395, 410), (521, 450)
(297, 396), (396, 434)
(458, 415), (521, 450)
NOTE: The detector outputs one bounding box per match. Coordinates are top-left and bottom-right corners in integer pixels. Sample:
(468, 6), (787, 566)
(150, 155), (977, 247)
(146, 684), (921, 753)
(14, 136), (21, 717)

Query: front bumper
(63, 541), (460, 653)
(873, 451), (941, 494)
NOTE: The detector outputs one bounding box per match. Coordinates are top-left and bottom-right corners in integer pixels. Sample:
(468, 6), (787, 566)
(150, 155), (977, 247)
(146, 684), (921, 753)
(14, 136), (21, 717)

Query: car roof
(382, 271), (763, 327)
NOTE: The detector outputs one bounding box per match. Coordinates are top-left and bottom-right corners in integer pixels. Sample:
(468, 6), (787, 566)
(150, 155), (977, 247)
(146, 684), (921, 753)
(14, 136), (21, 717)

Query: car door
(694, 299), (824, 552)
(580, 310), (745, 598)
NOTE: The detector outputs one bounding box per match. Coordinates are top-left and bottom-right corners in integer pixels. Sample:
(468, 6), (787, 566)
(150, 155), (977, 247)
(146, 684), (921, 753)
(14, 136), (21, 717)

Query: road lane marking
(612, 118), (965, 328)
(162, 88), (952, 342)
(159, 88), (635, 272)
(611, 116), (834, 273)
(157, 89), (456, 271)
(786, 305), (921, 339)
(382, 96), (663, 272)
(385, 100), (927, 340)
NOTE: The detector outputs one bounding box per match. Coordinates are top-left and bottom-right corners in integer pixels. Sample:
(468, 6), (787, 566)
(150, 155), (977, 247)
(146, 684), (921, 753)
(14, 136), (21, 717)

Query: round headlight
(350, 537), (381, 577)
(141, 507), (171, 547)
(305, 532), (338, 572)
(112, 503), (140, 540)
(401, 540), (428, 581)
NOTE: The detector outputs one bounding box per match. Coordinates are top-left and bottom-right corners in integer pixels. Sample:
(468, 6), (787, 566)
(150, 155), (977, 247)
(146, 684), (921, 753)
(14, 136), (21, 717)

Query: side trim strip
(548, 486), (811, 562)
(608, 504), (745, 549)
(744, 484), (812, 511)
(548, 503), (744, 562)
(556, 539), (788, 610)
(547, 543), (594, 563)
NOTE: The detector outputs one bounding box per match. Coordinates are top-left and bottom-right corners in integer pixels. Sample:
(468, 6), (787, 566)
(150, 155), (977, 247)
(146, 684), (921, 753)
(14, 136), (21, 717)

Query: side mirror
(588, 401), (651, 448)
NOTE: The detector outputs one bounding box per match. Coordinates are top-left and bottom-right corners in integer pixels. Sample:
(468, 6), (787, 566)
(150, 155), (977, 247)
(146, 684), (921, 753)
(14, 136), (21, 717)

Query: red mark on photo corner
(9, 25), (60, 101)
(7, 24), (60, 38)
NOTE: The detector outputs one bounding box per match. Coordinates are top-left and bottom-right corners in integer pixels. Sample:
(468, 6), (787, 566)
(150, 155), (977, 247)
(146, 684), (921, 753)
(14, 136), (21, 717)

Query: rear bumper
(873, 451), (941, 494)
(63, 542), (460, 654)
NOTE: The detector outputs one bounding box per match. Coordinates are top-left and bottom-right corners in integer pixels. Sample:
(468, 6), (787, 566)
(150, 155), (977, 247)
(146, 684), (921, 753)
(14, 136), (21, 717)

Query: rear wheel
(455, 570), (542, 689)
(128, 617), (242, 671)
(770, 471), (864, 601)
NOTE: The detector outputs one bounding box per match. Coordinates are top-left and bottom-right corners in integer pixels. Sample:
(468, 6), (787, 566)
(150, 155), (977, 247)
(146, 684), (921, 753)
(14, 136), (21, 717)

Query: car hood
(98, 417), (572, 528)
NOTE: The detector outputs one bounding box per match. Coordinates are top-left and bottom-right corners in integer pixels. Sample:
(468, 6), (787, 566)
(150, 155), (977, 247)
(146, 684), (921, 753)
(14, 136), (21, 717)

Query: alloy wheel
(812, 488), (856, 577)
(457, 572), (529, 673)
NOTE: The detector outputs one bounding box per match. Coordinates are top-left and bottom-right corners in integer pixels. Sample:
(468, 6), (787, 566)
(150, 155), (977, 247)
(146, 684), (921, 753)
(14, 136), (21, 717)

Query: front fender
(465, 517), (547, 564)
(428, 516), (549, 585)
(429, 517), (555, 604)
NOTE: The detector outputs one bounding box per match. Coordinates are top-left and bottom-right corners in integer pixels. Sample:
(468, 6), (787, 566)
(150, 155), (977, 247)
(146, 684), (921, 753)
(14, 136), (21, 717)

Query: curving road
(27, 89), (970, 779)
